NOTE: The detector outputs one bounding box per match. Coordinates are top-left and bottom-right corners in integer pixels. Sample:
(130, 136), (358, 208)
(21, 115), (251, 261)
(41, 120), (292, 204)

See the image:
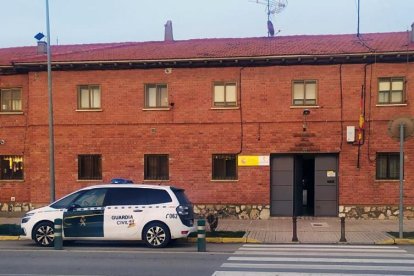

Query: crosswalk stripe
(242, 244), (399, 249)
(228, 256), (414, 264)
(235, 250), (414, 258)
(221, 263), (414, 272)
(238, 247), (405, 253)
(213, 244), (414, 276)
(213, 272), (404, 276)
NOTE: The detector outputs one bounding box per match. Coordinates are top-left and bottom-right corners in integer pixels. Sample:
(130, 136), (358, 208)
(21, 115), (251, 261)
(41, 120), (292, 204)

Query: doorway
(270, 154), (338, 217)
(294, 155), (315, 216)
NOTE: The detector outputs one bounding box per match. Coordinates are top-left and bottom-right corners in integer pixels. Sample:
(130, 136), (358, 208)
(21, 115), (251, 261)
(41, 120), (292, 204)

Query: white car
(21, 184), (195, 248)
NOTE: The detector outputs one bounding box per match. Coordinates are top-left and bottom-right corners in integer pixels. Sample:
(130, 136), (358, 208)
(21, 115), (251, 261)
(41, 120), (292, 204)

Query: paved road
(2, 241), (414, 275)
(213, 244), (414, 275)
(0, 240), (238, 276)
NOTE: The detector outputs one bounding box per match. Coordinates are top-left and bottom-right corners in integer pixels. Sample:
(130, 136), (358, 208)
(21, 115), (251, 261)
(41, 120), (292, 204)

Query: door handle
(133, 209), (143, 212)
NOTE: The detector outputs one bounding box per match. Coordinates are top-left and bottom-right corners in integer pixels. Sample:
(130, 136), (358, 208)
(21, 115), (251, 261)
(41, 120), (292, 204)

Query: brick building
(0, 29), (413, 219)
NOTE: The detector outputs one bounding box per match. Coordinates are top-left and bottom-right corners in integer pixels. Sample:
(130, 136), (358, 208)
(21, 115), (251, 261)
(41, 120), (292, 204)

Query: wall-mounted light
(0, 139), (5, 145)
(302, 109), (310, 132)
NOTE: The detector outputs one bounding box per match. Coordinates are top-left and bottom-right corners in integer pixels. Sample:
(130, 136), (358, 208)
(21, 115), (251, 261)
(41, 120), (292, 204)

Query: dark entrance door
(314, 155), (338, 216)
(270, 154), (337, 217)
(270, 155), (294, 216)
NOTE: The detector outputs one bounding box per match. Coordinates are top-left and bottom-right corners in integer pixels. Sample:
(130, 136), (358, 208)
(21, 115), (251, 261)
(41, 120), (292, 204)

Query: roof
(1, 32), (413, 70)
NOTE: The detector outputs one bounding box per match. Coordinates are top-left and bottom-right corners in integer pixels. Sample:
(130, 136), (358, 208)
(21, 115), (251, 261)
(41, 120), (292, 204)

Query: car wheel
(143, 222), (171, 248)
(33, 221), (54, 247)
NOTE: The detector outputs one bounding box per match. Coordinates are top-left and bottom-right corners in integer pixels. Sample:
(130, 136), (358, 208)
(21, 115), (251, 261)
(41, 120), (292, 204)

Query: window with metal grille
(376, 153), (400, 180)
(0, 88), (22, 112)
(212, 154), (237, 180)
(0, 155), (24, 180)
(378, 77), (405, 104)
(213, 83), (237, 107)
(292, 80), (317, 106)
(78, 154), (102, 180)
(144, 84), (168, 108)
(144, 154), (169, 180)
(77, 85), (101, 109)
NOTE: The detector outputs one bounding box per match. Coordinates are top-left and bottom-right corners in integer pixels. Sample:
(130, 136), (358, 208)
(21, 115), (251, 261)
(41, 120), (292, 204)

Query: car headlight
(21, 213), (34, 224)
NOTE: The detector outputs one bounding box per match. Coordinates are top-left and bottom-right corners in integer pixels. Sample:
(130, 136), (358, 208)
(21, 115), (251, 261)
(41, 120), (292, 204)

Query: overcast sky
(2, 0), (414, 48)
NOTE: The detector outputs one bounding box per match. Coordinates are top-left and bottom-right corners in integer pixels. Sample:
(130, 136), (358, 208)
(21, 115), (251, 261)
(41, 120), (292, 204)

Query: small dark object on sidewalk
(206, 213), (218, 232)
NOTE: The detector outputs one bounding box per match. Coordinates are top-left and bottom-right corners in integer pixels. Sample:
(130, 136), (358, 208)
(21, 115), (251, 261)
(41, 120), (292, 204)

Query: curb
(376, 238), (414, 245)
(394, 238), (414, 245)
(0, 236), (20, 241)
(187, 237), (260, 243)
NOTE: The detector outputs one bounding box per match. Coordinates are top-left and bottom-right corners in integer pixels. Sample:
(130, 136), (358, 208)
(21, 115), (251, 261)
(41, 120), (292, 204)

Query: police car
(20, 183), (195, 248)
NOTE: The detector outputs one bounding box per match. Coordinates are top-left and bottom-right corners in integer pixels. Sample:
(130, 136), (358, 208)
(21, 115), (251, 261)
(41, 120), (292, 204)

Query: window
(0, 155), (24, 180)
(145, 84), (168, 108)
(50, 191), (83, 209)
(292, 80), (317, 106)
(72, 188), (107, 208)
(1, 88), (22, 112)
(376, 153), (400, 180)
(105, 188), (172, 206)
(144, 154), (169, 180)
(378, 78), (405, 104)
(212, 154), (237, 180)
(78, 154), (102, 180)
(213, 82), (237, 107)
(78, 85), (101, 109)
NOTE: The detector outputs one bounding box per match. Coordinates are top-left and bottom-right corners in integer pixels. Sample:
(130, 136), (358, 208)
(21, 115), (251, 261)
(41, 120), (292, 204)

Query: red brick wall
(1, 63), (413, 207)
(0, 74), (30, 203)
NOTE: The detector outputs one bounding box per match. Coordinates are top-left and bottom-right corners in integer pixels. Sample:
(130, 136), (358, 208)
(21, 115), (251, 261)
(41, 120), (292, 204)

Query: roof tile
(1, 32), (413, 66)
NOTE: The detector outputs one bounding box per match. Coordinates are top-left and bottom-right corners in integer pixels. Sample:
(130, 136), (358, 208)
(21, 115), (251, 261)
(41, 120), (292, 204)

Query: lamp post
(46, 0), (55, 203)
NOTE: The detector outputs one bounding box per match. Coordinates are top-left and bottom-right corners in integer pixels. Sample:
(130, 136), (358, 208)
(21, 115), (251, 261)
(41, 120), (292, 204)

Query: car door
(103, 188), (145, 240)
(63, 188), (107, 238)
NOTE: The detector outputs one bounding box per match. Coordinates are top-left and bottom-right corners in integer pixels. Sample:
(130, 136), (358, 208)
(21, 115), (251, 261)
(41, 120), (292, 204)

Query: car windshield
(49, 191), (83, 209)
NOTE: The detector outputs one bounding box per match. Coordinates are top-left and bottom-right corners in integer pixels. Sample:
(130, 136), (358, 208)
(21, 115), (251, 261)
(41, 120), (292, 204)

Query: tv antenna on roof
(251, 0), (288, 37)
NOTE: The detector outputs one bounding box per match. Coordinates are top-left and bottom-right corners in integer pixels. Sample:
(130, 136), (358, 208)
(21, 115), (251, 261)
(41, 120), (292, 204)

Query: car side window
(104, 188), (172, 206)
(50, 191), (83, 209)
(72, 188), (107, 208)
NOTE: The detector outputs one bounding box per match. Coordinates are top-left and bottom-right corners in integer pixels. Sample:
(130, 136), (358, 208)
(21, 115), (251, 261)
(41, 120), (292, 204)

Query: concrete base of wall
(339, 205), (414, 219)
(3, 202), (413, 220)
(194, 204), (270, 220)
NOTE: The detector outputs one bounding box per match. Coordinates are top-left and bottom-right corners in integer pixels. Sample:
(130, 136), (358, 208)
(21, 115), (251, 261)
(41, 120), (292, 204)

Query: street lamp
(35, 0), (55, 203)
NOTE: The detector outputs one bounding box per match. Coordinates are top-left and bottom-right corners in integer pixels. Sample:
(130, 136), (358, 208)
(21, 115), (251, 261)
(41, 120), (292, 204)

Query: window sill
(0, 112), (24, 115)
(143, 179), (170, 182)
(76, 109), (103, 112)
(376, 103), (407, 107)
(77, 179), (103, 182)
(0, 179), (24, 183)
(142, 108), (171, 111)
(290, 105), (320, 109)
(211, 107), (239, 110)
(375, 179), (404, 182)
(211, 179), (239, 182)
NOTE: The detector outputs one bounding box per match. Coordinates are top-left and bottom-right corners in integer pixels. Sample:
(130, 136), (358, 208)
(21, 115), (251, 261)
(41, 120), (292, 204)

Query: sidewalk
(215, 217), (414, 244)
(1, 213), (414, 244)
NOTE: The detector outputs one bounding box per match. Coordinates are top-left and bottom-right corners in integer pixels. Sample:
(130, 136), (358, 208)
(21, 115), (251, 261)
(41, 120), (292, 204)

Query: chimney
(411, 22), (414, 43)
(164, 20), (174, 41)
(37, 41), (47, 54)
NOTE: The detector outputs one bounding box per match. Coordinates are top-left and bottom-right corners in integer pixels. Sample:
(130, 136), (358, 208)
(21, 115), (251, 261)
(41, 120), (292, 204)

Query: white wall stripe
(228, 256), (414, 264)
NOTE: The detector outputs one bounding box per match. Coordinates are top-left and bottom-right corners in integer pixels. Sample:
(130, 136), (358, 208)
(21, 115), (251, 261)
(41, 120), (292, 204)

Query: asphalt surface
(1, 241), (414, 276)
